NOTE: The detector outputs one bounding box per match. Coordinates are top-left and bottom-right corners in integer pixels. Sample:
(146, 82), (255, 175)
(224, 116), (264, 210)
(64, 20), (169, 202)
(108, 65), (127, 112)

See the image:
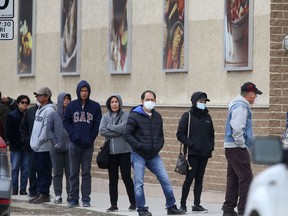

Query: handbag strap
(179, 111), (191, 153)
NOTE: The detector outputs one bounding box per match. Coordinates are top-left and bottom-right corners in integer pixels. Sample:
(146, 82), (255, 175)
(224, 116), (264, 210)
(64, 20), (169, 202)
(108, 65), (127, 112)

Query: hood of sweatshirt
(105, 94), (123, 114)
(57, 92), (71, 116)
(76, 80), (91, 100)
(229, 95), (250, 110)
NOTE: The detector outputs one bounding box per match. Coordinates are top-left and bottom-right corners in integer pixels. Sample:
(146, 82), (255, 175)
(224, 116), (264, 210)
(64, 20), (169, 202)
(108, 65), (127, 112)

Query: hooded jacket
(177, 91), (215, 157)
(47, 92), (72, 152)
(30, 102), (55, 152)
(99, 94), (131, 154)
(123, 105), (164, 160)
(224, 95), (253, 149)
(63, 80), (102, 148)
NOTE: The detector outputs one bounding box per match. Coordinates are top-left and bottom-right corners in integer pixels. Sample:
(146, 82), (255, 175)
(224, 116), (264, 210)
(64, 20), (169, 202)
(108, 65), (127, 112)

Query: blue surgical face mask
(196, 102), (206, 110)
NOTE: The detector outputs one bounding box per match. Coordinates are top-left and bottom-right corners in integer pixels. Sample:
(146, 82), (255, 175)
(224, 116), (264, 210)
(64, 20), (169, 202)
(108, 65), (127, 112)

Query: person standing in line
(177, 91), (215, 213)
(222, 82), (262, 216)
(63, 80), (102, 208)
(29, 87), (55, 204)
(47, 92), (72, 204)
(123, 90), (185, 216)
(99, 94), (136, 212)
(20, 102), (39, 201)
(5, 95), (31, 195)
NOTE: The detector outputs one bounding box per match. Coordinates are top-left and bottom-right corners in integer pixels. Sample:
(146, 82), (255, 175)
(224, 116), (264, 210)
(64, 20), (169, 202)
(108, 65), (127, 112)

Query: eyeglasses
(20, 101), (29, 105)
(35, 94), (45, 97)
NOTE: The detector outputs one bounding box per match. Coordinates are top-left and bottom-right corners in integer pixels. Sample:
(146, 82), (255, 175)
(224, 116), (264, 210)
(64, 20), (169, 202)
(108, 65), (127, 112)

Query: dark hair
(141, 90), (156, 100)
(16, 95), (30, 104)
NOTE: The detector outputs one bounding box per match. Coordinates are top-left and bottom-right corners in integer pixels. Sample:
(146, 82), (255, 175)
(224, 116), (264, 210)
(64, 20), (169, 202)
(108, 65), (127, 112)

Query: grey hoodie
(30, 102), (55, 152)
(47, 92), (72, 152)
(99, 94), (131, 154)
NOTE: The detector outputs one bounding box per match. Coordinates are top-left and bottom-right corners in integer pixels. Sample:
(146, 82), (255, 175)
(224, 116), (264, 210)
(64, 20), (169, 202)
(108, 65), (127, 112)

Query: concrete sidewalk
(12, 178), (224, 216)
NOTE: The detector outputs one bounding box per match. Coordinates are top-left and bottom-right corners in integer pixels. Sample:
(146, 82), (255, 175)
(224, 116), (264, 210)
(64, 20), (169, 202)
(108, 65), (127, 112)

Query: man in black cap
(222, 82), (262, 216)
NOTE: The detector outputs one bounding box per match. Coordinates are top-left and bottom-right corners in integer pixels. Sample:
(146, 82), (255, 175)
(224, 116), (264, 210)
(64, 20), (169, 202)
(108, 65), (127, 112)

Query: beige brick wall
(92, 106), (269, 192)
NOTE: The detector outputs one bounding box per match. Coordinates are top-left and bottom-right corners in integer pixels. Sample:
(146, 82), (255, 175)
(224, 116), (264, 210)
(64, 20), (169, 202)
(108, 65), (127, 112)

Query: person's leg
(80, 145), (93, 204)
(180, 155), (198, 207)
(50, 148), (64, 197)
(19, 150), (30, 193)
(235, 149), (253, 215)
(34, 151), (52, 196)
(28, 151), (37, 197)
(10, 150), (21, 194)
(119, 153), (135, 205)
(146, 154), (175, 208)
(193, 157), (208, 206)
(222, 148), (240, 213)
(108, 154), (119, 207)
(131, 151), (147, 212)
(69, 143), (81, 201)
(64, 151), (70, 197)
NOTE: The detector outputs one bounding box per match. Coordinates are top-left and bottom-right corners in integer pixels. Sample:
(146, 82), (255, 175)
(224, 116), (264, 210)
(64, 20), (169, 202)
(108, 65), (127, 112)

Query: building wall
(0, 1), (275, 192)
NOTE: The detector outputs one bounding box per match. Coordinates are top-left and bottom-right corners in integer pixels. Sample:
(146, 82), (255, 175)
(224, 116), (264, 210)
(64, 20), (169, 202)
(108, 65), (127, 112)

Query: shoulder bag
(174, 111), (192, 175)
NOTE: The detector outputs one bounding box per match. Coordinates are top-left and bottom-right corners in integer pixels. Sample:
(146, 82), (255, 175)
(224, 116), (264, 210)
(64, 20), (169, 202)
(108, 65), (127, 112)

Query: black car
(0, 136), (11, 216)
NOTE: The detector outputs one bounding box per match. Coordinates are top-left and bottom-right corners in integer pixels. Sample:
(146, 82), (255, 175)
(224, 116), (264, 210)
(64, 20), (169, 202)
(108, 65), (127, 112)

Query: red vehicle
(0, 136), (11, 216)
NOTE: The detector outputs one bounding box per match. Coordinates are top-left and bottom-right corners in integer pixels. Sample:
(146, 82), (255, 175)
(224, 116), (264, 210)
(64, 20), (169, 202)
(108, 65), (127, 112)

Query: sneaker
(28, 194), (39, 203)
(67, 198), (79, 208)
(129, 203), (136, 211)
(54, 196), (62, 204)
(83, 201), (91, 207)
(20, 190), (27, 195)
(179, 205), (187, 212)
(106, 205), (118, 212)
(167, 205), (186, 215)
(32, 194), (50, 204)
(192, 205), (208, 213)
(138, 210), (152, 216)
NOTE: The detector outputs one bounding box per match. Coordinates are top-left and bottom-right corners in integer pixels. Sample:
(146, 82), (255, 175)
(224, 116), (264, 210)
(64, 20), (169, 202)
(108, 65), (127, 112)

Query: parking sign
(0, 0), (13, 18)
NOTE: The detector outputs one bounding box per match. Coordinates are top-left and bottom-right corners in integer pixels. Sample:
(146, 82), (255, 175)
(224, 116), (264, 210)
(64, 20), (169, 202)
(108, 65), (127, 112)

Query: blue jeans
(10, 150), (31, 191)
(131, 152), (176, 211)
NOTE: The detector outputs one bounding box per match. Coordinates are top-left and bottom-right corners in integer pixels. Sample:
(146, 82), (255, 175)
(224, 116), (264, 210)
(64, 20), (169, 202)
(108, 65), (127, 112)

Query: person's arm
(123, 113), (142, 150)
(230, 106), (247, 148)
(38, 108), (55, 143)
(46, 112), (57, 145)
(176, 112), (194, 147)
(99, 114), (121, 138)
(91, 104), (102, 141)
(5, 114), (16, 146)
(105, 112), (128, 136)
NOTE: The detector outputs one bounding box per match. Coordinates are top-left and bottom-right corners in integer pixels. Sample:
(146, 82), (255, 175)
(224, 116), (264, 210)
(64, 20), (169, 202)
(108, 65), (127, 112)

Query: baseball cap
(34, 87), (52, 97)
(241, 82), (262, 95)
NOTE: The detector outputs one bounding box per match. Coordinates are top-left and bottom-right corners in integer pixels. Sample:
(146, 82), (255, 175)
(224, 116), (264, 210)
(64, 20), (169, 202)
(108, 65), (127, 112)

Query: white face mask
(143, 101), (156, 111)
(196, 102), (206, 110)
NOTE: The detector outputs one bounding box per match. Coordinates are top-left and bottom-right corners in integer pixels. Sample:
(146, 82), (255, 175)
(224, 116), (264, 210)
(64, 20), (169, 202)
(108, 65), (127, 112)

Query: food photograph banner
(17, 0), (35, 76)
(60, 0), (80, 75)
(108, 0), (131, 74)
(163, 0), (187, 72)
(224, 0), (253, 71)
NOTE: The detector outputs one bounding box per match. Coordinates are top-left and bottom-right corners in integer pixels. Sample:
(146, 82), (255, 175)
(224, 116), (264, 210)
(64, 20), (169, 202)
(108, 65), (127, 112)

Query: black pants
(108, 153), (135, 206)
(180, 155), (209, 206)
(222, 148), (253, 215)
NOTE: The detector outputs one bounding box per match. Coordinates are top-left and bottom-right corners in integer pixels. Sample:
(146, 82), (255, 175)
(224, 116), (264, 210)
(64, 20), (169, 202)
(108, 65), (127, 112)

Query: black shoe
(192, 205), (208, 213)
(129, 203), (136, 211)
(20, 190), (27, 195)
(222, 211), (238, 216)
(167, 205), (186, 215)
(28, 194), (39, 203)
(179, 205), (187, 212)
(138, 210), (152, 216)
(12, 189), (18, 195)
(106, 205), (118, 212)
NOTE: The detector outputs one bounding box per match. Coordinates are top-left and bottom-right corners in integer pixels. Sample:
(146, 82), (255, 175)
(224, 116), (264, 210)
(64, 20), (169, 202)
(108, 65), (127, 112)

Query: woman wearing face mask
(176, 91), (215, 213)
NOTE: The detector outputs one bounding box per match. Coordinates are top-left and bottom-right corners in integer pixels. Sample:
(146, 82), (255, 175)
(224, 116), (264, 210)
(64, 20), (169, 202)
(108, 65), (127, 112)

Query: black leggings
(180, 155), (209, 206)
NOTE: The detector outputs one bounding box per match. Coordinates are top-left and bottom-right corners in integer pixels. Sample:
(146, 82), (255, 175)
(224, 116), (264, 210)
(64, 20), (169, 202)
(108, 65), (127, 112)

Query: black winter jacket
(124, 105), (164, 160)
(176, 107), (215, 158)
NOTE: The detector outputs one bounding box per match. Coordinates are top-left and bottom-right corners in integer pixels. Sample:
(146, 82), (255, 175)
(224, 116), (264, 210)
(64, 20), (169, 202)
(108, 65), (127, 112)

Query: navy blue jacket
(63, 80), (102, 148)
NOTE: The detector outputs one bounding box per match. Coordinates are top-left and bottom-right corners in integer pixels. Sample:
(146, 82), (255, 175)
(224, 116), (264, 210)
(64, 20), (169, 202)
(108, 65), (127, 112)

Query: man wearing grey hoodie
(222, 82), (262, 216)
(29, 87), (55, 204)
